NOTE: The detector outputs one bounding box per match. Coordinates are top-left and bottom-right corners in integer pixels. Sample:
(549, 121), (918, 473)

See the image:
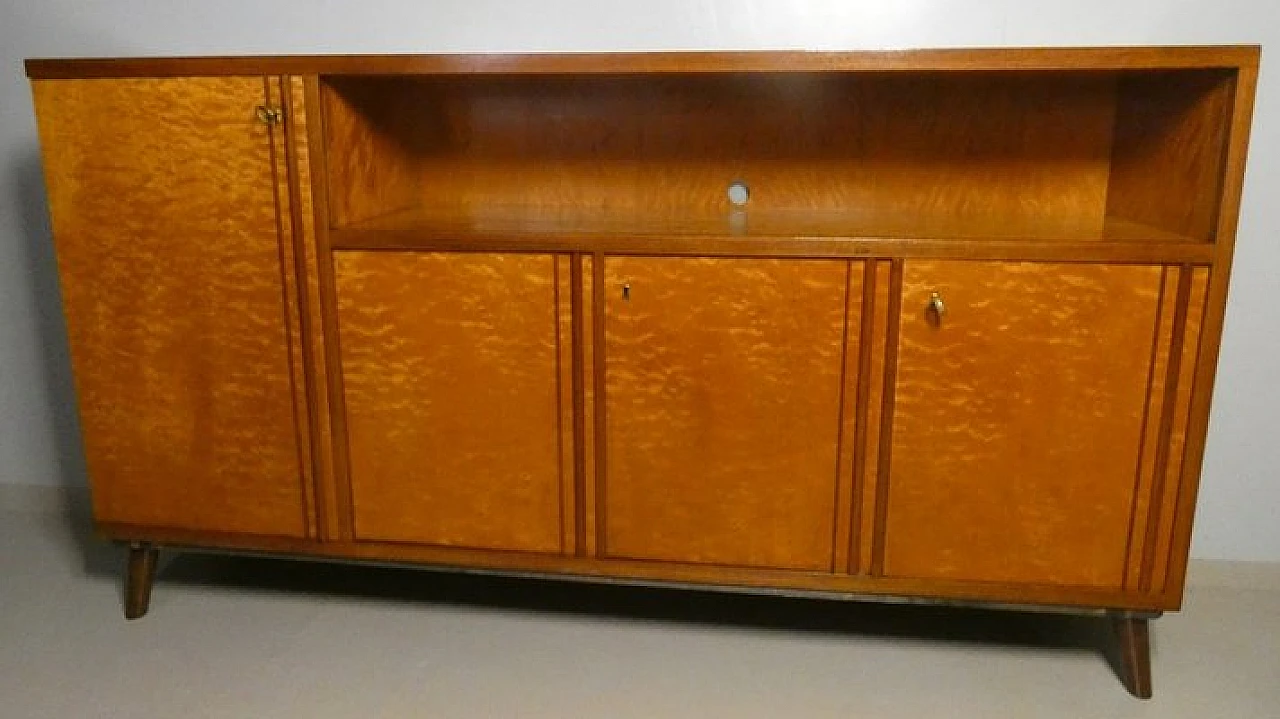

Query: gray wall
(0, 0), (1275, 560)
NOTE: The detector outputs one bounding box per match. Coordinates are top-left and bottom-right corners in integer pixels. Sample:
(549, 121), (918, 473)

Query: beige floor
(1, 508), (1278, 718)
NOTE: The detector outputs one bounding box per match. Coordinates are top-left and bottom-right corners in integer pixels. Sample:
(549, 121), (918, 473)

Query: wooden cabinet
(26, 48), (1260, 698)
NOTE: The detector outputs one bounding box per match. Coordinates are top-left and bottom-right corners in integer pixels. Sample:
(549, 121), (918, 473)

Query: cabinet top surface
(25, 46), (1260, 79)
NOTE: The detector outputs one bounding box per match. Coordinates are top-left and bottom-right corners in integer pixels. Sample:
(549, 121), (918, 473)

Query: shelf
(328, 206), (1212, 263)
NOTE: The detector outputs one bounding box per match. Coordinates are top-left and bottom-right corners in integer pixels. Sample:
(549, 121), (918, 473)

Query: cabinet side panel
(885, 261), (1162, 588)
(32, 78), (307, 537)
(1106, 70), (1234, 240)
(335, 252), (563, 553)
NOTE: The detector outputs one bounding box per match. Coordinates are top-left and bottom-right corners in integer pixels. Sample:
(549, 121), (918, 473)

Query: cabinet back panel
(335, 252), (566, 553)
(601, 257), (853, 570)
(323, 73), (1117, 232)
(32, 78), (308, 537)
(884, 261), (1163, 588)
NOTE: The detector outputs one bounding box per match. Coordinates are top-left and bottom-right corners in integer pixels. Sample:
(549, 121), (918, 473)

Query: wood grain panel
(582, 255), (600, 556)
(323, 73), (1117, 235)
(883, 261), (1163, 588)
(335, 252), (564, 553)
(1149, 268), (1210, 592)
(1107, 70), (1235, 240)
(32, 78), (307, 537)
(321, 79), (424, 227)
(555, 255), (577, 554)
(601, 257), (851, 570)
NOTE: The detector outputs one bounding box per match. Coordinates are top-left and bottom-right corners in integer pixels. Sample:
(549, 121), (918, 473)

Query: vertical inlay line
(570, 254), (587, 556)
(869, 260), (903, 576)
(1121, 266), (1172, 590)
(1140, 266), (1193, 592)
(592, 252), (607, 555)
(830, 260), (857, 573)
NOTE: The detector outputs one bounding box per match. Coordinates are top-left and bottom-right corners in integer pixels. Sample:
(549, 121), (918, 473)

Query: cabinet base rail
(118, 542), (1158, 698)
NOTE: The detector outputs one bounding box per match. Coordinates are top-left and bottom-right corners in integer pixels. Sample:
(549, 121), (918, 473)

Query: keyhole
(622, 283), (631, 301)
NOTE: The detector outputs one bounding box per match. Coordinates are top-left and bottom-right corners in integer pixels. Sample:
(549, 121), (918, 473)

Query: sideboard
(26, 47), (1260, 698)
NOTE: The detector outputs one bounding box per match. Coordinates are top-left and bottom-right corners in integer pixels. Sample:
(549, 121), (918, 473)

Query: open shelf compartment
(319, 67), (1238, 246)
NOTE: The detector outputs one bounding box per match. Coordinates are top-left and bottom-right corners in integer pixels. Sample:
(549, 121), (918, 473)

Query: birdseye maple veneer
(27, 46), (1259, 699)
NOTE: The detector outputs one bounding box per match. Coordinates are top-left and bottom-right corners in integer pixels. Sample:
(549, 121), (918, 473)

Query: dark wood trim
(327, 233), (1216, 265)
(303, 76), (355, 542)
(570, 255), (588, 556)
(124, 542), (159, 620)
(869, 260), (904, 576)
(1159, 270), (1211, 595)
(591, 252), (608, 556)
(279, 76), (324, 541)
(24, 46), (1260, 79)
(1111, 613), (1153, 699)
(97, 522), (1173, 612)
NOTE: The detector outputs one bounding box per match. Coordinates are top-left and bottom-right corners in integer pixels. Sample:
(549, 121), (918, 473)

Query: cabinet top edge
(25, 46), (1261, 80)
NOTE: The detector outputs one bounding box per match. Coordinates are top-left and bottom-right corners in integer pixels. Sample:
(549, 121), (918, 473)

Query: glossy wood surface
(852, 262), (895, 575)
(331, 206), (1203, 250)
(1107, 70), (1235, 240)
(124, 543), (158, 620)
(27, 52), (1263, 683)
(322, 74), (1119, 237)
(98, 521), (1174, 613)
(334, 252), (566, 553)
(883, 261), (1164, 588)
(601, 257), (852, 570)
(1147, 268), (1211, 593)
(285, 75), (345, 541)
(1112, 614), (1153, 699)
(25, 46), (1259, 80)
(1161, 59), (1261, 607)
(33, 78), (308, 537)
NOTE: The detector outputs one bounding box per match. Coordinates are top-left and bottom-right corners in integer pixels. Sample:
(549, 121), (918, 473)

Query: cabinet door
(33, 78), (307, 537)
(602, 257), (854, 570)
(335, 252), (568, 553)
(883, 261), (1163, 588)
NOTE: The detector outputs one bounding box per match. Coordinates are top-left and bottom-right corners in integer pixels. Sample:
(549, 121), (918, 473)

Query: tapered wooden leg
(124, 543), (159, 620)
(1111, 614), (1153, 699)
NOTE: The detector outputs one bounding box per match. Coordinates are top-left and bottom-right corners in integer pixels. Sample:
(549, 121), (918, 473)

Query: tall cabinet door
(601, 257), (855, 570)
(882, 261), (1164, 588)
(335, 252), (569, 553)
(33, 78), (308, 537)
